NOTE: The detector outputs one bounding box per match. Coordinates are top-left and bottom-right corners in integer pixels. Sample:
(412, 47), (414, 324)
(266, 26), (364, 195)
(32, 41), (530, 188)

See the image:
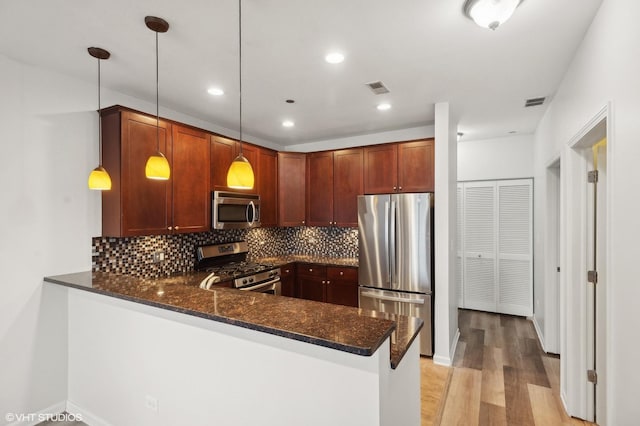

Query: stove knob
(249, 278), (254, 283)
(242, 279), (248, 285)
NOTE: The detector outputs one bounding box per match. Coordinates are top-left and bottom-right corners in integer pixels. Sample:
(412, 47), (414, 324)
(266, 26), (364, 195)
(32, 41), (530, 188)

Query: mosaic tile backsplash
(92, 227), (359, 278)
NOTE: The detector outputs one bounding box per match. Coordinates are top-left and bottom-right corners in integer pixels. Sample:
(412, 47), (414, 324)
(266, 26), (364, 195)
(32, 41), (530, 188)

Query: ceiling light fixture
(377, 103), (391, 111)
(207, 87), (224, 96)
(325, 52), (345, 64)
(144, 16), (171, 181)
(87, 47), (112, 190)
(463, 0), (523, 31)
(226, 0), (255, 190)
(282, 120), (295, 128)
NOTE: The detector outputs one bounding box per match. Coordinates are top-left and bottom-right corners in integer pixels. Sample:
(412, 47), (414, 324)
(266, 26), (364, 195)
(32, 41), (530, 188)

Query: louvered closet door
(462, 182), (497, 312)
(457, 184), (464, 308)
(497, 180), (533, 316)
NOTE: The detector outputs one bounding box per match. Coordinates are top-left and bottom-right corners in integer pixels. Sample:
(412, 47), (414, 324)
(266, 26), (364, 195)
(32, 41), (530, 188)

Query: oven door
(212, 191), (261, 230)
(239, 277), (281, 296)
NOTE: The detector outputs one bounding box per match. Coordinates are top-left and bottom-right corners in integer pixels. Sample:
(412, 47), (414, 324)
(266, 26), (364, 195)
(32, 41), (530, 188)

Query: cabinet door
(333, 148), (363, 227)
(210, 135), (236, 191)
(258, 148), (278, 227)
(120, 111), (172, 236)
(326, 267), (359, 307)
(297, 276), (325, 302)
(397, 139), (434, 192)
(364, 144), (397, 194)
(306, 151), (334, 226)
(171, 125), (210, 233)
(238, 143), (259, 194)
(278, 152), (306, 227)
(279, 263), (296, 297)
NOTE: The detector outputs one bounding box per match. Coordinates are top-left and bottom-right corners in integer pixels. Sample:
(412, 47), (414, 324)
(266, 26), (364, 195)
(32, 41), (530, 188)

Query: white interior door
(462, 182), (496, 312)
(497, 180), (533, 316)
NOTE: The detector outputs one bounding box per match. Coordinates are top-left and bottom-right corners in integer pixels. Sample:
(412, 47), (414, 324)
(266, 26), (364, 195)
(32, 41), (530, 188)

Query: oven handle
(240, 276), (280, 292)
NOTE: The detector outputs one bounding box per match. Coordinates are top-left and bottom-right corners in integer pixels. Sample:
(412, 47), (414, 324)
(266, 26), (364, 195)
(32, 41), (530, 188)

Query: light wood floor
(421, 309), (595, 426)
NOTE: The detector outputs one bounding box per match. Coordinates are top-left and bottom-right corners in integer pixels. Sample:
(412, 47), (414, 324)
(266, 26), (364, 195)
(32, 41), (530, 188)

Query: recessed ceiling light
(282, 120), (295, 128)
(207, 87), (224, 96)
(325, 52), (345, 64)
(377, 103), (391, 111)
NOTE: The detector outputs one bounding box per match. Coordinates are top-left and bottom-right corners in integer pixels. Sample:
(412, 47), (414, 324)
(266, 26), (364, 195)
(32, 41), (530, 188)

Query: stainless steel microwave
(212, 191), (260, 230)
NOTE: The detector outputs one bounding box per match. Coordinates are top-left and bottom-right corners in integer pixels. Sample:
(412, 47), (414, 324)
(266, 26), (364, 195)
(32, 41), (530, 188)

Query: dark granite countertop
(255, 255), (359, 268)
(44, 271), (421, 368)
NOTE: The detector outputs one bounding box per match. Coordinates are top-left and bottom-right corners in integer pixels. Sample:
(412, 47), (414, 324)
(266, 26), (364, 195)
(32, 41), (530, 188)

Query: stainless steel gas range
(195, 241), (281, 295)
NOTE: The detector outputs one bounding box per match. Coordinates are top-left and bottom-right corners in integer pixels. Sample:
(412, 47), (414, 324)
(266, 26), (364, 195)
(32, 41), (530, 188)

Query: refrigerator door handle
(384, 200), (391, 285)
(389, 199), (397, 287)
(360, 290), (425, 305)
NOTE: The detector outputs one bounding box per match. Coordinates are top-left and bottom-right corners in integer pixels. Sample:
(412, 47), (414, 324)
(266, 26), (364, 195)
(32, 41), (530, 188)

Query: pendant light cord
(97, 56), (102, 165)
(238, 0), (243, 155)
(155, 30), (160, 152)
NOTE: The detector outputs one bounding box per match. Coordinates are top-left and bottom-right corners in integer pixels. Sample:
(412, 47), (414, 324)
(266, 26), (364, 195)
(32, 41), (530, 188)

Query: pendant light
(87, 47), (112, 190)
(463, 0), (523, 31)
(145, 16), (171, 180)
(226, 0), (255, 190)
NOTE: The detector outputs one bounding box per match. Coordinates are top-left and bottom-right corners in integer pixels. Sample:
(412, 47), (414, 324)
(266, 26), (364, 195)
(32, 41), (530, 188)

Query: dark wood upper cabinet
(306, 151), (334, 227)
(102, 107), (172, 237)
(171, 124), (210, 233)
(210, 135), (236, 191)
(333, 148), (363, 227)
(278, 152), (306, 227)
(258, 148), (278, 227)
(363, 143), (398, 194)
(398, 139), (434, 192)
(364, 139), (434, 194)
(101, 107), (211, 237)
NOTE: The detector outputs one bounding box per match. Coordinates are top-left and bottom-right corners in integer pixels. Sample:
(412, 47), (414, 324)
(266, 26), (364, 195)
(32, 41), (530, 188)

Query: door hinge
(587, 369), (598, 384)
(587, 270), (598, 284)
(557, 266), (561, 272)
(588, 170), (599, 183)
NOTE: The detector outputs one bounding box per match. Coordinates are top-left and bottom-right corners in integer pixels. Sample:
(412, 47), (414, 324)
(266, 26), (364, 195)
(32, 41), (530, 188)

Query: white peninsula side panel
(65, 288), (420, 426)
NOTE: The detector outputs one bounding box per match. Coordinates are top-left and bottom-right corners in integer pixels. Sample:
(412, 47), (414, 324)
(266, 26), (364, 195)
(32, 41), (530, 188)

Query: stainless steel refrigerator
(358, 193), (433, 356)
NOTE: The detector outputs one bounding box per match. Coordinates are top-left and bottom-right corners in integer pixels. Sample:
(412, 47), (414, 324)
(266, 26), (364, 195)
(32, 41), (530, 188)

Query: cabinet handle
(309, 268), (313, 272)
(393, 186), (397, 190)
(398, 186), (402, 190)
(340, 271), (344, 276)
(302, 220), (305, 225)
(174, 226), (180, 230)
(326, 280), (330, 284)
(168, 226), (173, 230)
(285, 269), (290, 273)
(322, 281), (325, 284)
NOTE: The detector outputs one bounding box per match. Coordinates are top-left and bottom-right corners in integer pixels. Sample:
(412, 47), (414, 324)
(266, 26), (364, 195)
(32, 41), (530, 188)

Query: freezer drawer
(359, 287), (432, 356)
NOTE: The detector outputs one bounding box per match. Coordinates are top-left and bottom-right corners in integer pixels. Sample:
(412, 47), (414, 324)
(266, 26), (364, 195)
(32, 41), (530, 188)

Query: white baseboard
(433, 328), (460, 366)
(66, 400), (112, 426)
(532, 315), (547, 353)
(6, 401), (67, 426)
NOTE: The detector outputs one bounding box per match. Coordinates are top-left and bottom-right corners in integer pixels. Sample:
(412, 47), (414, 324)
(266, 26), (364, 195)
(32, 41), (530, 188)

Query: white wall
(65, 288), (419, 426)
(457, 134), (534, 181)
(0, 53), (283, 425)
(532, 0), (640, 423)
(433, 102), (459, 366)
(285, 124), (435, 152)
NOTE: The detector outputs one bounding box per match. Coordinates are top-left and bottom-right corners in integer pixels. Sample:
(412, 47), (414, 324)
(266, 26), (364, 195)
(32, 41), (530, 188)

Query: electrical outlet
(145, 395), (159, 412)
(152, 251), (165, 263)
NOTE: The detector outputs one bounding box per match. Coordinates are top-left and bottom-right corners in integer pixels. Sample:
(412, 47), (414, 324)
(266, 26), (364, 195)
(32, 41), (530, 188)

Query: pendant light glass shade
(145, 151), (171, 180)
(88, 166), (112, 190)
(225, 0), (255, 190)
(145, 16), (171, 181)
(227, 153), (254, 189)
(87, 47), (112, 190)
(464, 0), (521, 30)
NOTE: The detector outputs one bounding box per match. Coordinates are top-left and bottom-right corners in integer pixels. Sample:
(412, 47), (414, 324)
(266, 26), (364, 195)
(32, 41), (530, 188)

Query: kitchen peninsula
(44, 270), (422, 426)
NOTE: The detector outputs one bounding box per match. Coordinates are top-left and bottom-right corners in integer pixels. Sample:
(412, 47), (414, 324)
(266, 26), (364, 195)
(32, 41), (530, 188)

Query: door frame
(543, 157), (561, 354)
(561, 103), (612, 423)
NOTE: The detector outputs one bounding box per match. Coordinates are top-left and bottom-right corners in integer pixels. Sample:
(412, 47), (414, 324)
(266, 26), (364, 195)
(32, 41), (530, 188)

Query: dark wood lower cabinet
(294, 263), (358, 307)
(279, 263), (296, 297)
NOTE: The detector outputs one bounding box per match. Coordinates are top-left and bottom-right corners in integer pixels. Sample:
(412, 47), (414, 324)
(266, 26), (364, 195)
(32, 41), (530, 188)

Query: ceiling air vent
(366, 80), (390, 95)
(525, 97), (546, 107)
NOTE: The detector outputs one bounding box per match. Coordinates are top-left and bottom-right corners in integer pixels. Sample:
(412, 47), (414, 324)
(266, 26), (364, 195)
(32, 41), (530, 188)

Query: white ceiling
(0, 0), (602, 146)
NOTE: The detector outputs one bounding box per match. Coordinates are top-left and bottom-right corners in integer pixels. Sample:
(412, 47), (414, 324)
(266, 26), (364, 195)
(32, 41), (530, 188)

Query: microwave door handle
(246, 201), (255, 225)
